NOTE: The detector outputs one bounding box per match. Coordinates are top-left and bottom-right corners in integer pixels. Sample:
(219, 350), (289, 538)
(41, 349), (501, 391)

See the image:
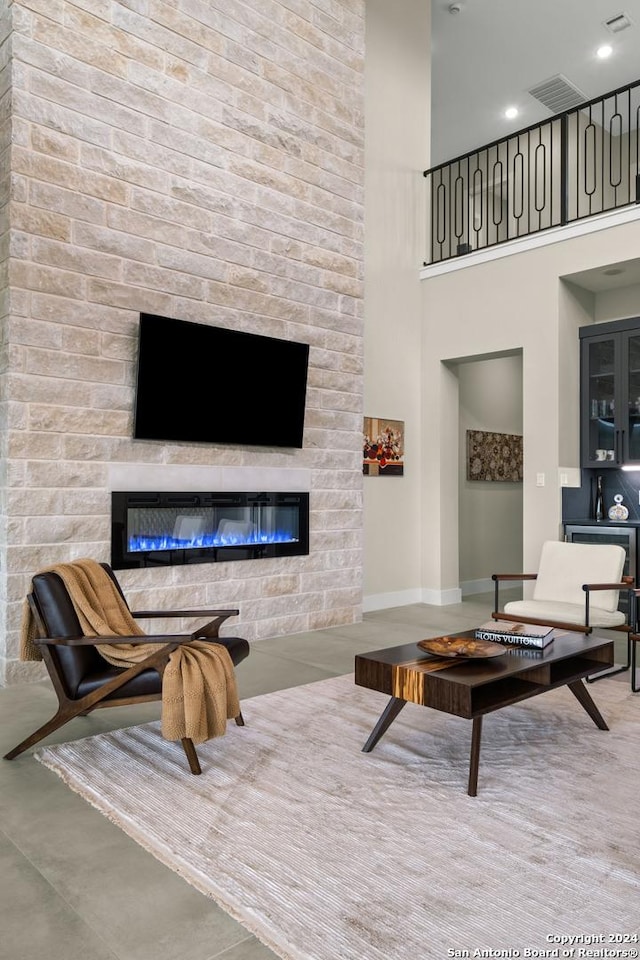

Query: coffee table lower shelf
(354, 634), (614, 796)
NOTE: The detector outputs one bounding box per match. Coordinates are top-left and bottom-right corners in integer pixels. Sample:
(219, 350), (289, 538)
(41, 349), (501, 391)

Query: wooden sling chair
(3, 563), (250, 774)
(492, 540), (636, 686)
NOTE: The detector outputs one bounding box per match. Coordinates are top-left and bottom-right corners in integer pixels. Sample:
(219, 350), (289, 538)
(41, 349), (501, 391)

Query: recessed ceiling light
(603, 267), (624, 275)
(504, 106), (519, 119)
(596, 44), (613, 58)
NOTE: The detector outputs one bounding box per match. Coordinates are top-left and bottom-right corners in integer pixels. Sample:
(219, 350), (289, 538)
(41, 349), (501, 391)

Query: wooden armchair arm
(130, 608), (240, 640)
(583, 581), (634, 592)
(490, 611), (590, 633)
(583, 577), (635, 629)
(491, 574), (538, 582)
(35, 634), (200, 647)
(131, 608), (239, 619)
(35, 605), (242, 648)
(492, 573), (538, 618)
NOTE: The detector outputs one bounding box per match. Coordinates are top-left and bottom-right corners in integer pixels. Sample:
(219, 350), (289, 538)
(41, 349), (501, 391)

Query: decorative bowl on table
(417, 636), (507, 659)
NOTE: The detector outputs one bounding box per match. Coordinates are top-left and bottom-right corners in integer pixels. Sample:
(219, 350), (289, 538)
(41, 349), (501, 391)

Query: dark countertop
(564, 518), (640, 527)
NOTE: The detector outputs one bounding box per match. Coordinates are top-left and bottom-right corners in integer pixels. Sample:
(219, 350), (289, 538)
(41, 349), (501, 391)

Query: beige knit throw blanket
(20, 559), (240, 745)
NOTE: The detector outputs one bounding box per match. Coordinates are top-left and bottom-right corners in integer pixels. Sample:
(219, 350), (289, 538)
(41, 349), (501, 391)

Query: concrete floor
(0, 592), (632, 960)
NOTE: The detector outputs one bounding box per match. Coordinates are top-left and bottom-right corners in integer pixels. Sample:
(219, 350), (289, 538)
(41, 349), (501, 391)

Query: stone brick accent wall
(0, 2), (10, 320)
(1, 0), (365, 684)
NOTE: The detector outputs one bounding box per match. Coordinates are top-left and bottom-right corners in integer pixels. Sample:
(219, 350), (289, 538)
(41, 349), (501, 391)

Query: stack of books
(474, 620), (555, 649)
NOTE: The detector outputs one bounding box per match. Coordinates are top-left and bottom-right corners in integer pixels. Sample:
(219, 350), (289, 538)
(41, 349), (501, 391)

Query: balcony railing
(423, 78), (640, 265)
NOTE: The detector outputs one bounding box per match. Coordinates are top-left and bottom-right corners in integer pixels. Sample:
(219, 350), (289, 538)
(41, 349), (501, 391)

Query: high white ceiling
(431, 0), (640, 166)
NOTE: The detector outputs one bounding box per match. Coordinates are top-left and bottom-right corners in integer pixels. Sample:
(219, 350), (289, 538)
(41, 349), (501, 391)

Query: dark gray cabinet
(580, 316), (640, 468)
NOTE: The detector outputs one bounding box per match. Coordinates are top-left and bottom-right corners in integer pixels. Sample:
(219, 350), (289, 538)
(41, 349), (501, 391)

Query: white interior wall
(457, 354), (523, 593)
(594, 283), (640, 323)
(422, 219), (640, 592)
(558, 280), (594, 479)
(363, 0), (430, 611)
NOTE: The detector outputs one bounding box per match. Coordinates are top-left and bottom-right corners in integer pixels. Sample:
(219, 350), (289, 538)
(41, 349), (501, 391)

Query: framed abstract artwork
(363, 418), (404, 476)
(466, 430), (523, 482)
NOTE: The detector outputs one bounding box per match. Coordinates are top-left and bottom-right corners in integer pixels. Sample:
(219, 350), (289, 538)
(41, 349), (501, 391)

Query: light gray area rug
(36, 674), (640, 960)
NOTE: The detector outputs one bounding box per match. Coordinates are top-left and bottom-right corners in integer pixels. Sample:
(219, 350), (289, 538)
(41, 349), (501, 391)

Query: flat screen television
(133, 314), (310, 448)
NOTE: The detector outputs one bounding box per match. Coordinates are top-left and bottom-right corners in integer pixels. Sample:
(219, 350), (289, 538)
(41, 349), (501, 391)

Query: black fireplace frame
(111, 491), (310, 570)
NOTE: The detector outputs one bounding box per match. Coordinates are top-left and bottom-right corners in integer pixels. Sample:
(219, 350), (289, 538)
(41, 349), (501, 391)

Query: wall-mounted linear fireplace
(111, 492), (310, 570)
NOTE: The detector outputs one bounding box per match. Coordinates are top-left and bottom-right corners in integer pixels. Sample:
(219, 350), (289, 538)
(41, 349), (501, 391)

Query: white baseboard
(363, 588), (423, 613)
(421, 587), (462, 606)
(363, 586), (462, 612)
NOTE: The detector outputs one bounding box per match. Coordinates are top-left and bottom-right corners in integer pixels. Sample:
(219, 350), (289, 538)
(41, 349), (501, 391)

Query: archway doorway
(454, 351), (523, 596)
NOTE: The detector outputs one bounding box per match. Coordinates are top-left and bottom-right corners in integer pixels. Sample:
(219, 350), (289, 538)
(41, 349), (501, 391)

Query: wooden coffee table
(354, 629), (614, 796)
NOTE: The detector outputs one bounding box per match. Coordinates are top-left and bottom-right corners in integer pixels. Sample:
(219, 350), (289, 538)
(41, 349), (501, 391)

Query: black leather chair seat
(76, 635), (250, 700)
(77, 666), (162, 699)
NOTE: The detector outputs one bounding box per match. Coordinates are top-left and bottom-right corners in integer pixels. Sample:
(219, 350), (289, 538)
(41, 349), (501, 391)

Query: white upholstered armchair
(492, 540), (636, 686)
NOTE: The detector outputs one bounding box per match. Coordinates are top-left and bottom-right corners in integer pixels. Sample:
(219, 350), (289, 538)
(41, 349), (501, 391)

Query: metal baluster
(421, 79), (640, 263)
(636, 102), (640, 203)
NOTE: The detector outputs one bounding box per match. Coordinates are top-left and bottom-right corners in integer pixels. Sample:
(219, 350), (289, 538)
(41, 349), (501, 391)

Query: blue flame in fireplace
(128, 529), (298, 554)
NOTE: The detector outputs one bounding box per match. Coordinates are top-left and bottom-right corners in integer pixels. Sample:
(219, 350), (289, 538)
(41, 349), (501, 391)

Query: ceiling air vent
(528, 74), (586, 114)
(604, 12), (633, 33)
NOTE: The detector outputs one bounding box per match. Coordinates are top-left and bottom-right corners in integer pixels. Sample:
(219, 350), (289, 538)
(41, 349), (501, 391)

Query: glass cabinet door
(583, 335), (617, 466)
(624, 333), (640, 463)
